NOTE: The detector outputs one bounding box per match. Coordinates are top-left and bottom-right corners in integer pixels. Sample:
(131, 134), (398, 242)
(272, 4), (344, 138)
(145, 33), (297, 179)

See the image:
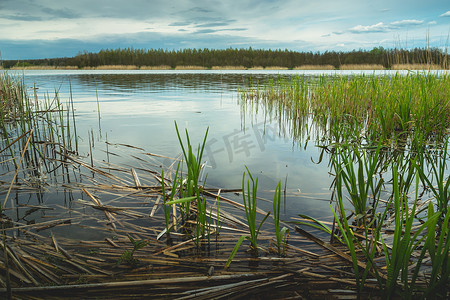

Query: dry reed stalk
(211, 66), (246, 70)
(294, 227), (367, 270)
(391, 63), (443, 70)
(9, 66), (57, 70)
(174, 66), (207, 70)
(294, 65), (335, 70)
(82, 188), (119, 229)
(339, 64), (385, 70)
(264, 66), (289, 70)
(3, 129), (33, 208)
(0, 273), (267, 294)
(139, 65), (172, 70)
(93, 65), (139, 70)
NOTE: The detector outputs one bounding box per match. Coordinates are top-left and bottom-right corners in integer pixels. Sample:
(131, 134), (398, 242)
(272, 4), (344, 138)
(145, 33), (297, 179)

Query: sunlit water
(7, 69), (446, 237)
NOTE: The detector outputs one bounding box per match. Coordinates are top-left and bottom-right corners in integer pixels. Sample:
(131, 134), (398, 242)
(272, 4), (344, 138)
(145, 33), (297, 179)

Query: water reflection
(11, 70), (347, 224)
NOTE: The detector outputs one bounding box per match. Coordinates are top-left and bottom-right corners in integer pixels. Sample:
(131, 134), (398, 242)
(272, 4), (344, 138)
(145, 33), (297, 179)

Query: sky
(0, 0), (449, 60)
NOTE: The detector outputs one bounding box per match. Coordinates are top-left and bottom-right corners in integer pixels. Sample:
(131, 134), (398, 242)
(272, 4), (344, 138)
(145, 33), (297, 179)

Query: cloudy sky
(0, 0), (449, 60)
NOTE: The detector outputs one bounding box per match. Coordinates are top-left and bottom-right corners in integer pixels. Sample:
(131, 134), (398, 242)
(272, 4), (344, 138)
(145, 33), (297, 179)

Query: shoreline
(4, 63), (449, 71)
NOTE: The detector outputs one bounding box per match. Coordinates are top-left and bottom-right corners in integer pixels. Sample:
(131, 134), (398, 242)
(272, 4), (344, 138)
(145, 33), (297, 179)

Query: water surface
(9, 69), (438, 226)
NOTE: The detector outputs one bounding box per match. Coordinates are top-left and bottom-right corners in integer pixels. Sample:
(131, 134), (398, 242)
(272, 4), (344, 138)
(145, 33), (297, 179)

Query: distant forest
(2, 47), (449, 69)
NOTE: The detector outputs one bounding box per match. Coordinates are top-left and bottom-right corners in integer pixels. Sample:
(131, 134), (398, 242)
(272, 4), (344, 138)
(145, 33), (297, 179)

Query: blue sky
(0, 0), (449, 60)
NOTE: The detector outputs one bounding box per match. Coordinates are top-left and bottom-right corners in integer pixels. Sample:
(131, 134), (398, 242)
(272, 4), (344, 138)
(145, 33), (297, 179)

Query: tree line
(2, 47), (448, 69)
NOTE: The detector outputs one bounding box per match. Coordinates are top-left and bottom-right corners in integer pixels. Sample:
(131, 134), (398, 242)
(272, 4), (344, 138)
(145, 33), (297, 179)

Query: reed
(421, 203), (450, 298)
(391, 63), (444, 70)
(380, 165), (440, 298)
(273, 181), (289, 256)
(331, 143), (385, 226)
(414, 138), (450, 219)
(293, 65), (335, 70)
(241, 167), (271, 254)
(91, 65), (139, 70)
(339, 64), (385, 70)
(174, 65), (207, 70)
(211, 66), (246, 70)
(169, 122), (212, 245)
(139, 65), (172, 70)
(240, 72), (450, 146)
(225, 167), (271, 268)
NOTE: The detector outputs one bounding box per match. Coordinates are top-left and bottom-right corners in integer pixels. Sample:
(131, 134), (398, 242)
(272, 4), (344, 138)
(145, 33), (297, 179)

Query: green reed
(331, 143), (386, 227)
(331, 153), (375, 293)
(273, 181), (289, 256)
(225, 167), (271, 268)
(421, 203), (450, 299)
(241, 166), (271, 254)
(330, 145), (449, 298)
(414, 138), (450, 219)
(164, 122), (212, 245)
(240, 72), (450, 146)
(380, 165), (440, 299)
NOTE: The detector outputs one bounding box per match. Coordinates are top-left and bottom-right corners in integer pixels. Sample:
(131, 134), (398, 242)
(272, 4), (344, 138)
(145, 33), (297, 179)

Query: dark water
(5, 69), (422, 231)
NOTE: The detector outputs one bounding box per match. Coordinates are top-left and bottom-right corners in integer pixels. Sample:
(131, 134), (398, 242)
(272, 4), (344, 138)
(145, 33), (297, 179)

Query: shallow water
(7, 69), (447, 228)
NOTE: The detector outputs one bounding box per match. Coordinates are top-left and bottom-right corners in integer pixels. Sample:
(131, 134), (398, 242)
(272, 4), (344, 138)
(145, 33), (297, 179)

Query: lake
(2, 68), (449, 298)
(4, 69), (445, 238)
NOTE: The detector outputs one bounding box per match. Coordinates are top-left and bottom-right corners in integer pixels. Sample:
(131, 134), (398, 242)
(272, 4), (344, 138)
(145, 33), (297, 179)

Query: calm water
(7, 69), (439, 229)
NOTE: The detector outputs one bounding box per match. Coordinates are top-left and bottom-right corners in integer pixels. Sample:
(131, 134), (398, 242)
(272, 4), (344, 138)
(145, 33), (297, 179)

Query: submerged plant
(117, 235), (148, 266)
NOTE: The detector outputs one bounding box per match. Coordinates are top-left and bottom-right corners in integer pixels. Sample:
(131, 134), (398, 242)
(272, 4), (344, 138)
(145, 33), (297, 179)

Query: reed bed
(240, 71), (450, 298)
(174, 65), (207, 70)
(339, 64), (385, 70)
(3, 138), (444, 299)
(294, 65), (335, 70)
(139, 65), (172, 70)
(391, 63), (445, 70)
(240, 72), (450, 146)
(0, 138), (394, 299)
(211, 66), (247, 70)
(85, 65), (139, 70)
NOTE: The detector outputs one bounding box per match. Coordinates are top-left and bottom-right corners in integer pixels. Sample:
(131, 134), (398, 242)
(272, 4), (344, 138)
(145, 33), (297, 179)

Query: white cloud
(390, 19), (423, 26)
(350, 22), (388, 33)
(440, 11), (450, 17)
(428, 21), (437, 25)
(348, 19), (425, 34)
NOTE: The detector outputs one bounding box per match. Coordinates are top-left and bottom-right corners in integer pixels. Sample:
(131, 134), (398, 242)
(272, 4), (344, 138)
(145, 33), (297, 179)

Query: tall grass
(225, 167), (271, 268)
(240, 72), (450, 146)
(0, 72), (78, 202)
(163, 122), (212, 246)
(273, 181), (289, 256)
(331, 143), (385, 226)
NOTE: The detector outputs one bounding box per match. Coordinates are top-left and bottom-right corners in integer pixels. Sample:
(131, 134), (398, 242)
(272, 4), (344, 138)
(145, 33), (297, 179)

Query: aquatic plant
(273, 181), (289, 256)
(117, 235), (148, 266)
(330, 143), (385, 227)
(380, 165), (440, 299)
(225, 167), (271, 268)
(240, 72), (450, 146)
(163, 122), (212, 245)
